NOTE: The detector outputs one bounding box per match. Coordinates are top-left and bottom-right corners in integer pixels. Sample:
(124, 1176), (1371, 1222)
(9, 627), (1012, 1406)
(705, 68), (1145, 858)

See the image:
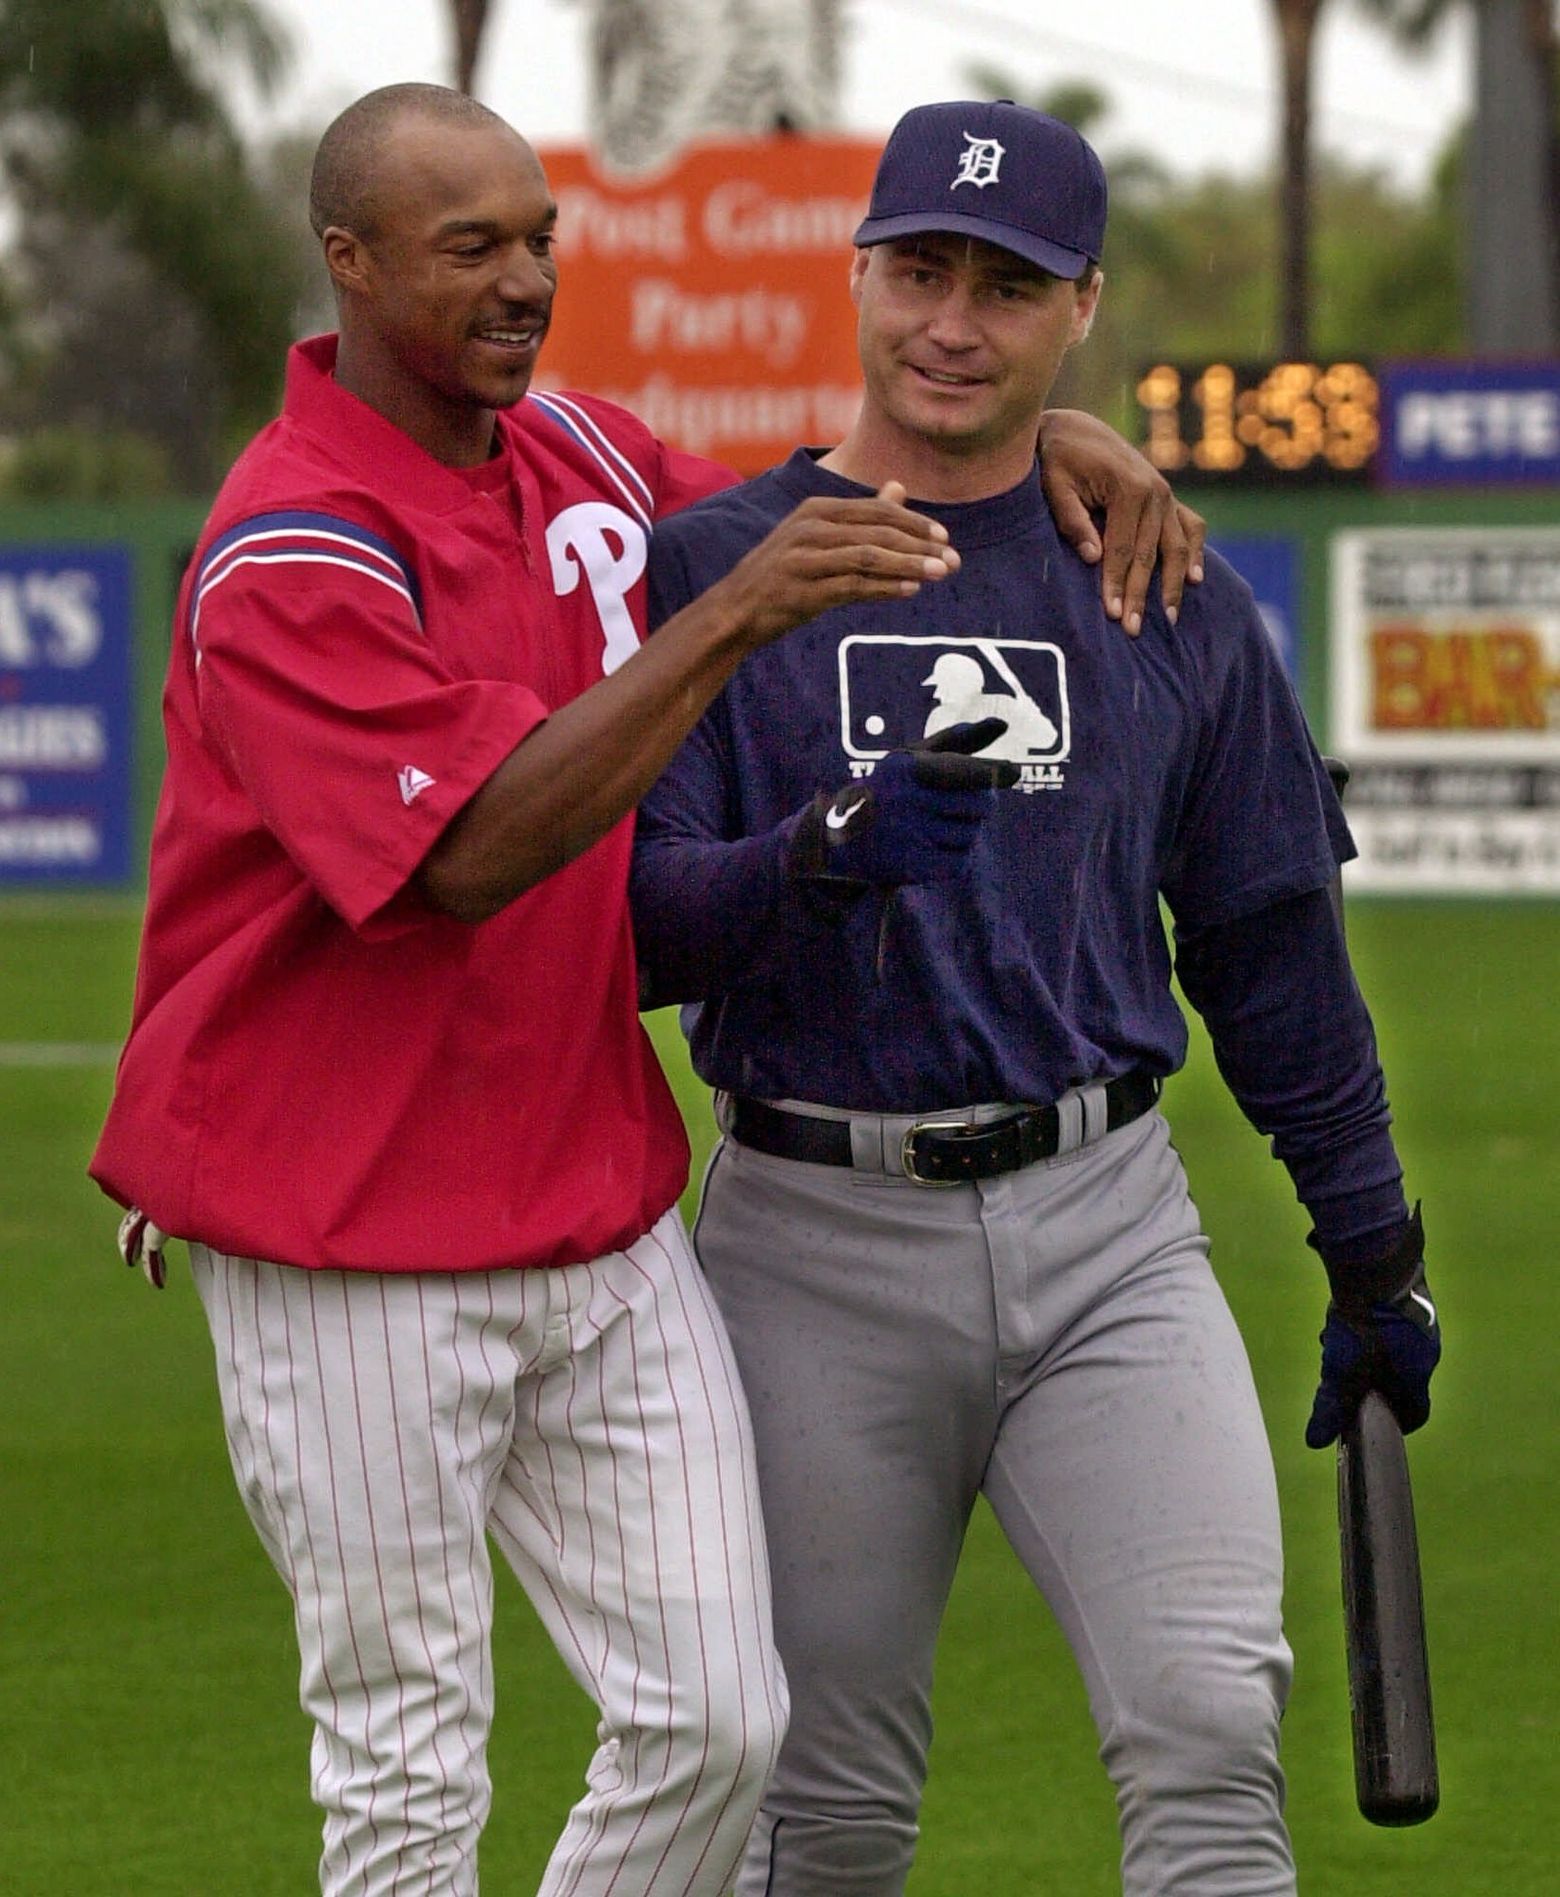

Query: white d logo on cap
(951, 133), (1005, 190)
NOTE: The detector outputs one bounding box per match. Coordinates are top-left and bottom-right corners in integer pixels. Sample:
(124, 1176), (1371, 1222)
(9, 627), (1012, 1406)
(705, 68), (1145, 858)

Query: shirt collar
(285, 334), (509, 515)
(773, 446), (1047, 550)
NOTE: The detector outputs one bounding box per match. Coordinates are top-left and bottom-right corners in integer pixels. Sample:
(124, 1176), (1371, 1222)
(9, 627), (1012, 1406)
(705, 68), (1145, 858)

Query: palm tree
(1459, 0), (1560, 348)
(446, 0), (843, 169)
(0, 0), (307, 479)
(1269, 0), (1326, 356)
(1270, 0), (1559, 356)
(450, 0), (492, 93)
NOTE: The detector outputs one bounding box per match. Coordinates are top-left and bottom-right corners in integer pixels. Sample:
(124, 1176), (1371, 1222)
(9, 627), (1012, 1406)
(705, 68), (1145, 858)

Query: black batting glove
(1305, 1203), (1441, 1449)
(790, 718), (1019, 887)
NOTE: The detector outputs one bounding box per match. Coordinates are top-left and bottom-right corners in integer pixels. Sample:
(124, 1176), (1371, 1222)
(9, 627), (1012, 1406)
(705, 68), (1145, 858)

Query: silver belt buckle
(899, 1117), (975, 1188)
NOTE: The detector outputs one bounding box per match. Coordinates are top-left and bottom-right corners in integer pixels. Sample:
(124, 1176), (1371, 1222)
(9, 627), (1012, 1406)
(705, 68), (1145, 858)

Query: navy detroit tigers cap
(853, 99), (1107, 278)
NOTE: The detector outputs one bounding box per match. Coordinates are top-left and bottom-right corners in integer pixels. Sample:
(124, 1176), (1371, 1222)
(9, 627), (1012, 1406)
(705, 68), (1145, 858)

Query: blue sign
(1210, 534), (1301, 680)
(0, 545), (135, 885)
(1379, 360), (1560, 486)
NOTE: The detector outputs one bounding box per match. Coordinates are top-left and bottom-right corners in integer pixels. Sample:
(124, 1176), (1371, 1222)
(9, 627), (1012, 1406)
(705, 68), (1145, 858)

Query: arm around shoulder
(418, 485), (961, 921)
(1038, 408), (1206, 631)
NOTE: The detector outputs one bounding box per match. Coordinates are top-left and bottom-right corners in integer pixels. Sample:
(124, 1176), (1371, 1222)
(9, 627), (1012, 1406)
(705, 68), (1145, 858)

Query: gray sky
(249, 0), (1472, 191)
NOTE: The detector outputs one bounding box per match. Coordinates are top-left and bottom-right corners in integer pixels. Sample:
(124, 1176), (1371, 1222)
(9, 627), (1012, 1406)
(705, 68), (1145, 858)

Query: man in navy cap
(630, 100), (1438, 1894)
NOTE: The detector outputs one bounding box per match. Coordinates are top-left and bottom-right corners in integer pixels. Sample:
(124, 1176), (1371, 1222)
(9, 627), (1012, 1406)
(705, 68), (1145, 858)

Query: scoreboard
(1135, 359), (1380, 483)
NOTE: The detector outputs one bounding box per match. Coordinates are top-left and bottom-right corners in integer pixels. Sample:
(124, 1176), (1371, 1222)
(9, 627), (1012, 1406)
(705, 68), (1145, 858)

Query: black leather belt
(726, 1071), (1161, 1187)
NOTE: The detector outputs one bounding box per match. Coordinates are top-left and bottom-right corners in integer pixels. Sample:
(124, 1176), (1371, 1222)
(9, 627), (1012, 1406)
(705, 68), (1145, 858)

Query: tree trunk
(449, 0), (492, 95)
(1273, 0), (1326, 358)
(1467, 0), (1560, 352)
(1539, 0), (1560, 344)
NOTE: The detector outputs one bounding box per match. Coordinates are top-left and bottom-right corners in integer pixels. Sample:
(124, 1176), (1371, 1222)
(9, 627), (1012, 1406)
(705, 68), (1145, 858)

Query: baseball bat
(1321, 755), (1438, 1825)
(1337, 1391), (1440, 1825)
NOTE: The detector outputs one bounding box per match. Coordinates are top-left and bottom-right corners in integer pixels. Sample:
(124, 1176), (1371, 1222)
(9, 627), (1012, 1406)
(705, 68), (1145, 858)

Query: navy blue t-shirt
(633, 448), (1350, 1111)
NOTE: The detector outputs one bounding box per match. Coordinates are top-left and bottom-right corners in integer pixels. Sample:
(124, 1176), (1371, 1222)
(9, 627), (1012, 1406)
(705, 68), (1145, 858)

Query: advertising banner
(1329, 528), (1560, 892)
(1209, 534), (1301, 679)
(535, 137), (877, 475)
(1377, 361), (1560, 488)
(0, 544), (135, 886)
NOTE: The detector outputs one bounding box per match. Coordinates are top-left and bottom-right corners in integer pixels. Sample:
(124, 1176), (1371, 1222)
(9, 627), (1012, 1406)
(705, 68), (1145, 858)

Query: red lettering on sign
(1369, 625), (1551, 731)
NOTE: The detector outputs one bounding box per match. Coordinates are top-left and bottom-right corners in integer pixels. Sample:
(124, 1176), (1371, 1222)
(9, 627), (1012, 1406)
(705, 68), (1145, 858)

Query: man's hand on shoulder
(1038, 409), (1206, 635)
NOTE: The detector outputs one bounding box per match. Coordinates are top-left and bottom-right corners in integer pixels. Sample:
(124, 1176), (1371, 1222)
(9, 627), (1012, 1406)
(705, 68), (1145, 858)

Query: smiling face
(323, 112), (558, 466)
(844, 233), (1101, 493)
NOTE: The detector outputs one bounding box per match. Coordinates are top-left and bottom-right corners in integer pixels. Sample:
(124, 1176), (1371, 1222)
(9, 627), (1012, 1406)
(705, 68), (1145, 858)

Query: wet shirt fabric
(631, 448), (1405, 1250)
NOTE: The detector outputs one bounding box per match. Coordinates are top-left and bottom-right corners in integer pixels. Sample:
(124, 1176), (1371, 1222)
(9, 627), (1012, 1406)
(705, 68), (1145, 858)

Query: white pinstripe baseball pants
(190, 1210), (786, 1897)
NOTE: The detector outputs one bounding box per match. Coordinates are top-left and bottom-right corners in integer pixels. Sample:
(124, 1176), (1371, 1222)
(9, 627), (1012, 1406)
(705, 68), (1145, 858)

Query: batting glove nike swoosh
(1305, 1203), (1441, 1449)
(790, 718), (1020, 887)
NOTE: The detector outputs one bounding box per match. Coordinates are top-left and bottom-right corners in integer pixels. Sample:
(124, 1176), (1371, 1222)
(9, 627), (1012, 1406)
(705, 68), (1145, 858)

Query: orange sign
(534, 137), (881, 475)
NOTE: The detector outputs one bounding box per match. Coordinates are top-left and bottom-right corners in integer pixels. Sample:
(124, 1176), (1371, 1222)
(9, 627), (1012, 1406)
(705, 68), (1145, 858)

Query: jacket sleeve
(192, 512), (541, 935)
(1174, 884), (1411, 1260)
(631, 701), (860, 1008)
(631, 512), (862, 1008)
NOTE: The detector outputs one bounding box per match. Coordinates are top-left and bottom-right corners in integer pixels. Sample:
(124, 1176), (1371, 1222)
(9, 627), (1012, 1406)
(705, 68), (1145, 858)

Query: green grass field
(3, 897), (1557, 1894)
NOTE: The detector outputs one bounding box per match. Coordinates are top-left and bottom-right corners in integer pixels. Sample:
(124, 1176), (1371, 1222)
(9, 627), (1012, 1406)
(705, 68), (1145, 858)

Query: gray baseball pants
(693, 1104), (1296, 1895)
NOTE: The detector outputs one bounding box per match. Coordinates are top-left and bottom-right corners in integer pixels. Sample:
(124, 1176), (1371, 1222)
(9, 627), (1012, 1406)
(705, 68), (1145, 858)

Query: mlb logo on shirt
(838, 635), (1070, 789)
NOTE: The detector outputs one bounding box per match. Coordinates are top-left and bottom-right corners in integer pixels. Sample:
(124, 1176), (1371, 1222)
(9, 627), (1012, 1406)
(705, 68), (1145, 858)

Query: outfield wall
(1200, 488), (1560, 894)
(0, 488), (1555, 895)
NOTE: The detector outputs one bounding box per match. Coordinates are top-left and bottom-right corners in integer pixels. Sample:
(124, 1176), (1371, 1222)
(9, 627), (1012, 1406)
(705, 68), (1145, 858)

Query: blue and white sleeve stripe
(527, 392), (655, 532)
(188, 511), (423, 654)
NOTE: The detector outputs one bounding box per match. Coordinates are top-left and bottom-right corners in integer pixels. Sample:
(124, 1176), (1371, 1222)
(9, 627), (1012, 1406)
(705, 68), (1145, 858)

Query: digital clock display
(1135, 360), (1380, 482)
